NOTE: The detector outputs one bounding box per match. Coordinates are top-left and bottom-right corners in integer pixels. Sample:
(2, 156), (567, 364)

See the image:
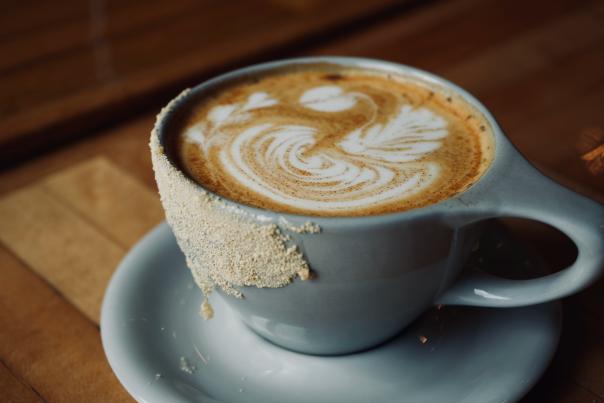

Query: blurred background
(1, 0), (603, 402)
(2, 0), (603, 193)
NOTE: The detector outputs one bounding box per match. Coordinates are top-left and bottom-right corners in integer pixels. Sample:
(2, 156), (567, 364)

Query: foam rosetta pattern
(184, 84), (450, 213)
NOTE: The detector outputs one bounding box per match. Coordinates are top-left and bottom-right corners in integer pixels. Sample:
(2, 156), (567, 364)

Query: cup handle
(436, 154), (604, 307)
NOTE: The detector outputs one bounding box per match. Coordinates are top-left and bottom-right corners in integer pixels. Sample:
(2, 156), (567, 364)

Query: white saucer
(101, 222), (560, 403)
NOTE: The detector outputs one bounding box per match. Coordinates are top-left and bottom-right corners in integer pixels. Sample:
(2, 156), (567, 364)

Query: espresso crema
(177, 65), (494, 216)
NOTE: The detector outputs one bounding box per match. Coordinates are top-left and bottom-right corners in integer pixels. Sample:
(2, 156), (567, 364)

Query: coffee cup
(151, 57), (604, 355)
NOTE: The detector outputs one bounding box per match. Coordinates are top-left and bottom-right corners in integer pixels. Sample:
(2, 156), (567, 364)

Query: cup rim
(154, 56), (511, 227)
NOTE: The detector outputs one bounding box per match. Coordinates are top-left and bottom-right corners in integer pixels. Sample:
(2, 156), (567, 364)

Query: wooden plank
(505, 77), (604, 200)
(0, 0), (199, 71)
(0, 0), (412, 165)
(0, 1), (89, 40)
(0, 159), (164, 400)
(0, 185), (124, 322)
(443, 0), (604, 95)
(0, 157), (165, 321)
(42, 157), (164, 248)
(309, 0), (588, 72)
(0, 247), (131, 402)
(0, 361), (44, 403)
(0, 115), (157, 197)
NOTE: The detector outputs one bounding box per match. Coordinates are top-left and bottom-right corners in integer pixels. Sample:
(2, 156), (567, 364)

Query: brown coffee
(176, 64), (494, 216)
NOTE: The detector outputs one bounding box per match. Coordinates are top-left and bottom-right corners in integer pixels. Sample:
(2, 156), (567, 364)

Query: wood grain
(0, 115), (158, 196)
(42, 157), (164, 248)
(0, 157), (163, 322)
(0, 184), (124, 322)
(0, 247), (131, 402)
(0, 158), (163, 400)
(0, 361), (44, 403)
(0, 0), (414, 165)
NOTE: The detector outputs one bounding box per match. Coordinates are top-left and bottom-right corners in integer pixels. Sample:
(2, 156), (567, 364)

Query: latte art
(179, 67), (493, 216)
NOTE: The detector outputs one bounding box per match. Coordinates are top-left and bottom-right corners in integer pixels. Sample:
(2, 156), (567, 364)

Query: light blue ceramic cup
(155, 57), (604, 355)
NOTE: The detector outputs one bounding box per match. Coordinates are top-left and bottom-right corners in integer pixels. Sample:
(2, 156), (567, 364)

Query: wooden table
(1, 0), (603, 401)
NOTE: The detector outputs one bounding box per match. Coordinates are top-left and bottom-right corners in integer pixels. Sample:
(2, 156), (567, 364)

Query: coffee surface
(177, 65), (493, 216)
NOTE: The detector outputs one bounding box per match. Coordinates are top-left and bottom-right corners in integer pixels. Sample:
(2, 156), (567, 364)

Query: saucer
(101, 222), (561, 403)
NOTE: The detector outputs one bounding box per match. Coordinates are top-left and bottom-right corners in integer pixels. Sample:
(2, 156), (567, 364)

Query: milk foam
(184, 83), (450, 213)
(299, 85), (358, 112)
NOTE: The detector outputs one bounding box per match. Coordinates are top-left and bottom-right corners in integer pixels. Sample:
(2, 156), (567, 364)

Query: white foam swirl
(299, 85), (357, 112)
(339, 105), (447, 162)
(185, 86), (449, 213)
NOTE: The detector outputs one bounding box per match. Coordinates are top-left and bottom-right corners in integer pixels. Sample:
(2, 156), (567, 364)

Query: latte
(175, 65), (494, 216)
